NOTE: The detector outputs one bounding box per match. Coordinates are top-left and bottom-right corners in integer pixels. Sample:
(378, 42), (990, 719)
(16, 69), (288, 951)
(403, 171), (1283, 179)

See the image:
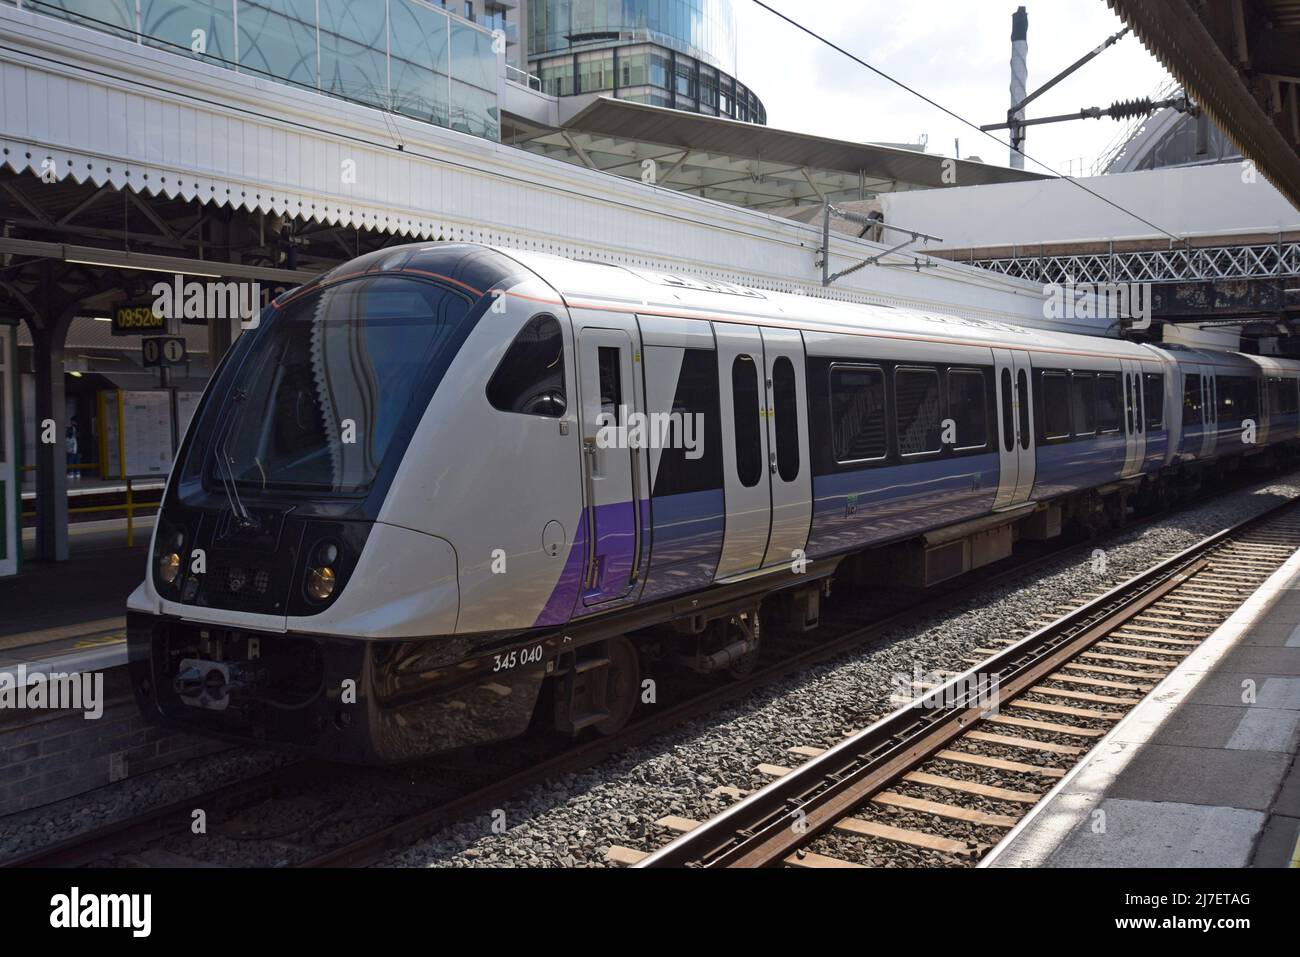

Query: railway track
(7, 477), (1299, 869)
(620, 496), (1300, 868)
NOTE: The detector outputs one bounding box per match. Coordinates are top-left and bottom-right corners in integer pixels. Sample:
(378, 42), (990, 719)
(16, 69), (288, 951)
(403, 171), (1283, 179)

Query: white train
(127, 243), (1300, 760)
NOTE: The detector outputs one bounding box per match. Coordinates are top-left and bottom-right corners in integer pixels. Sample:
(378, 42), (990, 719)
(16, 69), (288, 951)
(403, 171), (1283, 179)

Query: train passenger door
(714, 324), (772, 578)
(759, 327), (811, 568)
(992, 349), (1036, 509)
(576, 324), (648, 606)
(1120, 360), (1146, 477)
(1201, 366), (1218, 458)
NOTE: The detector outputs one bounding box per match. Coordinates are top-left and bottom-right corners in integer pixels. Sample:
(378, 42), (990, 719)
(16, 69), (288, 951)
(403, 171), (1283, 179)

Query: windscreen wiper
(216, 389), (258, 530)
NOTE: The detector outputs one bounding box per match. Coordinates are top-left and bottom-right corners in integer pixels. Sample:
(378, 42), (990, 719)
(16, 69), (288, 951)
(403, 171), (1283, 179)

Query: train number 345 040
(492, 645), (544, 672)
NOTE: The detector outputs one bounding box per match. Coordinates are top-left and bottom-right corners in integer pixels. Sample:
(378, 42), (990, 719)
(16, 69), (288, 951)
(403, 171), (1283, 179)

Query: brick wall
(0, 666), (228, 817)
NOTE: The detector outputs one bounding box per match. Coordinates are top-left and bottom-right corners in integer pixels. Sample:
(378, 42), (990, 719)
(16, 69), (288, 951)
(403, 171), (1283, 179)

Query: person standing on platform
(65, 418), (80, 480)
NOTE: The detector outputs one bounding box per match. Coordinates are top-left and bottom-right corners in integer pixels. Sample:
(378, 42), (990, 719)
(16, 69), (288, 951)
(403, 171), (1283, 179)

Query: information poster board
(98, 390), (204, 480)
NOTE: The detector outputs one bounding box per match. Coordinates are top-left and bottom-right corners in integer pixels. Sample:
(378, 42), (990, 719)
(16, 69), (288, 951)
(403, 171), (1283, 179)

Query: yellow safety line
(1291, 829), (1300, 868)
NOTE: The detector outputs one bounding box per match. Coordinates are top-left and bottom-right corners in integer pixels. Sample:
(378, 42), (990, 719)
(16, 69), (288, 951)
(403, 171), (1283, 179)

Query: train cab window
(1070, 374), (1096, 437)
(830, 365), (887, 463)
(895, 367), (942, 456)
(771, 357), (800, 481)
(1183, 373), (1203, 425)
(1144, 373), (1164, 429)
(1000, 369), (1015, 452)
(1041, 372), (1070, 440)
(732, 355), (763, 488)
(192, 275), (473, 496)
(1097, 374), (1122, 433)
(486, 314), (567, 418)
(947, 369), (988, 451)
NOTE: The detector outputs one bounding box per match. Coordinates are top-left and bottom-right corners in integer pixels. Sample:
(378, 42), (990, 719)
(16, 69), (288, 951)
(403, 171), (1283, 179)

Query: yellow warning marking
(1290, 829), (1300, 868)
(71, 633), (126, 649)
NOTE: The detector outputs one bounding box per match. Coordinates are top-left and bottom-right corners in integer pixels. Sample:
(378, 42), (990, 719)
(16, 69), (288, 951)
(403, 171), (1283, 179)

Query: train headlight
(159, 552), (182, 585)
(306, 565), (336, 601)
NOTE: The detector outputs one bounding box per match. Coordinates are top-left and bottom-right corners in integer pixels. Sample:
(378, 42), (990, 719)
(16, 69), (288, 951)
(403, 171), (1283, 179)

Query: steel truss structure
(969, 240), (1300, 287)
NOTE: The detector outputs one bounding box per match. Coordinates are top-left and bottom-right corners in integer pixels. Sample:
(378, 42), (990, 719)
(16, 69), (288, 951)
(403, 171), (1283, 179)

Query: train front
(126, 244), (540, 762)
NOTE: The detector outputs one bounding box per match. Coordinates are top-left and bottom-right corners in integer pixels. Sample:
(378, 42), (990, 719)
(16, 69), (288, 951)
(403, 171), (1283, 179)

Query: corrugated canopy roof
(508, 96), (1047, 211)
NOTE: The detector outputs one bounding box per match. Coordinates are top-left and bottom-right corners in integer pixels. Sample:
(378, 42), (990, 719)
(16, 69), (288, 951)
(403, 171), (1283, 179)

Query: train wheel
(594, 635), (640, 736)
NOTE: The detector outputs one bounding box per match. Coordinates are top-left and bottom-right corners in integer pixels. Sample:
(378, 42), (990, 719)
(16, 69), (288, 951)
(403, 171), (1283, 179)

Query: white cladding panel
(880, 163), (1300, 248)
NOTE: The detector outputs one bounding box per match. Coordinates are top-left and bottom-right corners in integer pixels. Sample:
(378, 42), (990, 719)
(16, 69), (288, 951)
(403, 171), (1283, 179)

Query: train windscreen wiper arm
(216, 390), (258, 530)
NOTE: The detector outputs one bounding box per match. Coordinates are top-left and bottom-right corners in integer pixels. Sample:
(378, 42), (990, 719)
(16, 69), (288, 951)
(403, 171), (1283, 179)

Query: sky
(733, 0), (1174, 177)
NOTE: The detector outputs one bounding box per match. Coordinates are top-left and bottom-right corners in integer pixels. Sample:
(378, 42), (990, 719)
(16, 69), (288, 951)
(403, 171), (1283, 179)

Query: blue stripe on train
(640, 489), (725, 602)
(1031, 434), (1126, 499)
(806, 453), (999, 559)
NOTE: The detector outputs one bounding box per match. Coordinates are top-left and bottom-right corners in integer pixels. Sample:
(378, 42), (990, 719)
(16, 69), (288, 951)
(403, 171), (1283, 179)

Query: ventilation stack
(1009, 6), (1028, 169)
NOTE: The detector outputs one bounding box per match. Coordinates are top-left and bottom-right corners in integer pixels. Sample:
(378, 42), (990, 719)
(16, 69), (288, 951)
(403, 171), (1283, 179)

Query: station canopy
(503, 96), (1048, 212)
(1107, 0), (1300, 211)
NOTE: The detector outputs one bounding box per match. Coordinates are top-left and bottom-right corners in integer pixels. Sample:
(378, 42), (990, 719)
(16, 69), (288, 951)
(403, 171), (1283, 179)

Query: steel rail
(635, 494), (1300, 867)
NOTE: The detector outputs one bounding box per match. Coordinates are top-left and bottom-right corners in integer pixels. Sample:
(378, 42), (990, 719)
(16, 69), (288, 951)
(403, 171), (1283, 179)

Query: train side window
(1070, 373), (1096, 437)
(597, 347), (622, 420)
(1017, 369), (1030, 450)
(1183, 373), (1202, 425)
(830, 364), (887, 464)
(771, 356), (800, 481)
(485, 314), (567, 418)
(1041, 372), (1070, 440)
(947, 369), (988, 451)
(895, 367), (942, 456)
(1144, 373), (1164, 429)
(1000, 368), (1014, 452)
(1218, 374), (1258, 421)
(732, 355), (763, 488)
(650, 348), (722, 498)
(1097, 374), (1122, 433)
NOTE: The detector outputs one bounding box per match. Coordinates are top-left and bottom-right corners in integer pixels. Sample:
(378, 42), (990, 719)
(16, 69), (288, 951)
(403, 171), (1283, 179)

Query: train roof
(302, 243), (1300, 373)
(497, 246), (1157, 362)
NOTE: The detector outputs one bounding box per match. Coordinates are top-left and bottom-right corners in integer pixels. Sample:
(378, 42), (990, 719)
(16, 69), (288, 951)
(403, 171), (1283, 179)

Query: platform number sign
(142, 336), (187, 368)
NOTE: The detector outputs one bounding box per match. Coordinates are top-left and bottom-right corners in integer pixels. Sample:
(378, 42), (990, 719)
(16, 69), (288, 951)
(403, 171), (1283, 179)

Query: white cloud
(736, 0), (1173, 176)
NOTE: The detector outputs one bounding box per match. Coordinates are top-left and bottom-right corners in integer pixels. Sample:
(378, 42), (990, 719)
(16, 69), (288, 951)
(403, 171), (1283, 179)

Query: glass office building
(10, 0), (501, 141)
(528, 0), (765, 124)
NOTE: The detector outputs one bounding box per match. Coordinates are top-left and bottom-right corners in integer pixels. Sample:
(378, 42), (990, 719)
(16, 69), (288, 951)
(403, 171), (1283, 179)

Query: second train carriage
(126, 244), (1300, 760)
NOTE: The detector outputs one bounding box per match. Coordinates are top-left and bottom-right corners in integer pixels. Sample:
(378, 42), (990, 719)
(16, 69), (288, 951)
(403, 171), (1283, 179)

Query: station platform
(0, 534), (227, 817)
(986, 548), (1300, 869)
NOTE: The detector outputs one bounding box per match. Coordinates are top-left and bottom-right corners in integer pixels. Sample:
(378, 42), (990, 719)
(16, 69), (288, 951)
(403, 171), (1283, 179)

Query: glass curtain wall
(12, 0), (501, 141)
(530, 0), (738, 76)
